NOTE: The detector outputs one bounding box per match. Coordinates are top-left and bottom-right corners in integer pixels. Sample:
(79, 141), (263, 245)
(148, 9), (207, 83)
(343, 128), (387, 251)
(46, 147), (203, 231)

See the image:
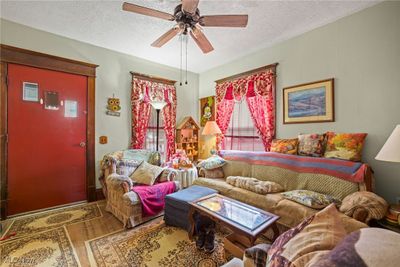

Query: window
(223, 100), (264, 151)
(144, 109), (166, 161)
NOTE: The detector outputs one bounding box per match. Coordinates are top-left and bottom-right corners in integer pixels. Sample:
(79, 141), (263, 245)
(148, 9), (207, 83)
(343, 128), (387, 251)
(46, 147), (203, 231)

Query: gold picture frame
(283, 78), (334, 124)
(199, 96), (216, 127)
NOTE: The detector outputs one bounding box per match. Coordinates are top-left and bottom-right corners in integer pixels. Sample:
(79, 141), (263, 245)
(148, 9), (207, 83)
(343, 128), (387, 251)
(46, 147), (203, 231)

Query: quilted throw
(218, 150), (367, 183)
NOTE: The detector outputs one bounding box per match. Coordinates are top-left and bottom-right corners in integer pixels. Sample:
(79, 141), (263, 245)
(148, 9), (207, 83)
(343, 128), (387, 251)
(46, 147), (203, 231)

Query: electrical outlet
(396, 196), (400, 205)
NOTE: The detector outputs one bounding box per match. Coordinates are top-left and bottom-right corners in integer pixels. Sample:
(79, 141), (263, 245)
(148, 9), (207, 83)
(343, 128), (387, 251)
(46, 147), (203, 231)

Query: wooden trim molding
(0, 45), (98, 219)
(215, 63), (278, 84)
(0, 44), (98, 77)
(130, 71), (176, 85)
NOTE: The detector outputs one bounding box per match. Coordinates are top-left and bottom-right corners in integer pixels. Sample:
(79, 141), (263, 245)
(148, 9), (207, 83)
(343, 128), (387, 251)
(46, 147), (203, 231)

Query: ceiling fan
(122, 0), (248, 54)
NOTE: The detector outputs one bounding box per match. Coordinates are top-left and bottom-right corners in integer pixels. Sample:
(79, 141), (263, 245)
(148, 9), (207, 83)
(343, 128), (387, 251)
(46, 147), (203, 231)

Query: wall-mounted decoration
(22, 82), (39, 102)
(99, 136), (108, 144)
(199, 96), (215, 127)
(44, 91), (60, 110)
(64, 100), (78, 118)
(106, 95), (121, 117)
(283, 78), (334, 124)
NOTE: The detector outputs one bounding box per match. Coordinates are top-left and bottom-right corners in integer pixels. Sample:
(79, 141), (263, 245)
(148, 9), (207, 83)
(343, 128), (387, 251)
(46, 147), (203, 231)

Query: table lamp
(202, 121), (222, 155)
(375, 125), (400, 226)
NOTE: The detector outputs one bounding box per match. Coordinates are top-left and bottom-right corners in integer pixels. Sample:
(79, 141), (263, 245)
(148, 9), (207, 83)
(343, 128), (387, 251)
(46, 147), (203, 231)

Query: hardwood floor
(66, 201), (124, 266)
(0, 201), (126, 267)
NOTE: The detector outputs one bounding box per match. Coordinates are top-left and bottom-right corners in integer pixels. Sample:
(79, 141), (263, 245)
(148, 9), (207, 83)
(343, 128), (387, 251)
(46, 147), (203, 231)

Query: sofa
(99, 149), (180, 228)
(193, 150), (377, 236)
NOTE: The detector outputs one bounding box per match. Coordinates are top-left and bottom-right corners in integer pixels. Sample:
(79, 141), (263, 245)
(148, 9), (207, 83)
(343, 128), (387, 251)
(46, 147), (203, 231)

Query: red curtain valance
(216, 68), (276, 151)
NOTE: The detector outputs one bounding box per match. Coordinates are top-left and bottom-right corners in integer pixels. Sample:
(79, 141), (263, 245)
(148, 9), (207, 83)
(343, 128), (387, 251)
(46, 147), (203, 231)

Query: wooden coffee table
(188, 194), (279, 255)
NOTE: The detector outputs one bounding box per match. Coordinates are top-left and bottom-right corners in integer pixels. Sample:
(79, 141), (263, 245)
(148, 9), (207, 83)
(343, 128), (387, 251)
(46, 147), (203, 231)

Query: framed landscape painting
(283, 78), (334, 124)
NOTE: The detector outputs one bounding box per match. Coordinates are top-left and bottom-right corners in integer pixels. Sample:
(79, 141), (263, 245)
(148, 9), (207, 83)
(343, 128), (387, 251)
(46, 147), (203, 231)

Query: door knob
(79, 142), (86, 147)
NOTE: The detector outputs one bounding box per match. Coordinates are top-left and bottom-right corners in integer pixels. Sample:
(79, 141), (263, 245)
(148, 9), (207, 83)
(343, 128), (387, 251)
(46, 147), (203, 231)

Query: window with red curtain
(216, 65), (277, 151)
(224, 100), (265, 151)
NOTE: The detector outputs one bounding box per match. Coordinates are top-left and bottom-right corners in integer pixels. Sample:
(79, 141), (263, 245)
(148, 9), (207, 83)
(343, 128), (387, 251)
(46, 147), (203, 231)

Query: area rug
(2, 203), (102, 240)
(86, 221), (228, 267)
(0, 226), (80, 267)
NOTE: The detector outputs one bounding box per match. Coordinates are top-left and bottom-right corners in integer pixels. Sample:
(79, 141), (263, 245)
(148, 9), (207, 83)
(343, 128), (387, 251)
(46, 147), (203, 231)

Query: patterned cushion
(298, 133), (325, 157)
(312, 228), (400, 267)
(270, 139), (299, 154)
(339, 191), (388, 223)
(281, 190), (341, 209)
(130, 161), (164, 185)
(197, 155), (226, 170)
(199, 167), (225, 178)
(116, 159), (142, 176)
(324, 132), (367, 162)
(226, 176), (284, 194)
(267, 204), (347, 267)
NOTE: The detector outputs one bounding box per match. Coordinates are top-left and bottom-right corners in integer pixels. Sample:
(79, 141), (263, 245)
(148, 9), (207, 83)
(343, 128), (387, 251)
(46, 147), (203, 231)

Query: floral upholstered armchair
(99, 149), (180, 228)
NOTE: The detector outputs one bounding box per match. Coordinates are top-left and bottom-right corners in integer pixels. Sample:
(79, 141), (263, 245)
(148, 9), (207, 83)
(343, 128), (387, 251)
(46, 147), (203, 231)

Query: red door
(7, 63), (87, 216)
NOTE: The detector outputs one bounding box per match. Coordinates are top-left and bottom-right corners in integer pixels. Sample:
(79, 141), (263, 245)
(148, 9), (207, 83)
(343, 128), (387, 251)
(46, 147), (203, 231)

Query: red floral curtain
(131, 78), (152, 149)
(215, 68), (276, 151)
(161, 85), (177, 161)
(131, 77), (177, 160)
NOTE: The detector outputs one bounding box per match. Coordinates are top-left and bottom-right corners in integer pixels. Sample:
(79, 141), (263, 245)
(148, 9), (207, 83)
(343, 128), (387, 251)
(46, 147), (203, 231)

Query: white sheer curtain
(223, 100), (264, 151)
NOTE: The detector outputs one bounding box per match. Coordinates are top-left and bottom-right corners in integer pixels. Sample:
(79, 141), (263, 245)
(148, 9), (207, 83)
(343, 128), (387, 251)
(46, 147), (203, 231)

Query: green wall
(199, 1), (400, 203)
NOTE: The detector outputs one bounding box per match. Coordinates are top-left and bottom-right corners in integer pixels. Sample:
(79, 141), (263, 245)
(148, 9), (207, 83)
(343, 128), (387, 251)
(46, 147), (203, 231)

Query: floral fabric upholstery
(281, 190), (341, 209)
(267, 204), (347, 267)
(199, 167), (225, 178)
(197, 155), (227, 170)
(130, 161), (164, 185)
(298, 133), (325, 157)
(324, 132), (367, 162)
(270, 138), (299, 154)
(116, 159), (141, 176)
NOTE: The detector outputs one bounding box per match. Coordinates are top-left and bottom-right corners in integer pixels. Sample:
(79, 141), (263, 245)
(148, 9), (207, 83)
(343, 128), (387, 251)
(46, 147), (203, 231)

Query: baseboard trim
(96, 188), (105, 200)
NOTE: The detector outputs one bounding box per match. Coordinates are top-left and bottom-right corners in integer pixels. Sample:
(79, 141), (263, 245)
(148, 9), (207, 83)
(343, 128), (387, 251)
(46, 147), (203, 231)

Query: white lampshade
(150, 101), (167, 110)
(202, 121), (222, 136)
(375, 125), (400, 162)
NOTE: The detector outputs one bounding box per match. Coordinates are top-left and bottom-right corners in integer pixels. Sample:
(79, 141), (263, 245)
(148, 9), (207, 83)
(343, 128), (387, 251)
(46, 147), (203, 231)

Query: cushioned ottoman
(165, 185), (217, 230)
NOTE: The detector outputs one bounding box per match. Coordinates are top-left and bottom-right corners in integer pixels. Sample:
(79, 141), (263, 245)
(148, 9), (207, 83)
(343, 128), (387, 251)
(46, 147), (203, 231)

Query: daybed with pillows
(195, 132), (388, 235)
(99, 149), (180, 228)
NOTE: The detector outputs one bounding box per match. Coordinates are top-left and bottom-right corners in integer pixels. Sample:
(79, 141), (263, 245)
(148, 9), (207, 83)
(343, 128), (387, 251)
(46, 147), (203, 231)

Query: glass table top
(196, 195), (274, 231)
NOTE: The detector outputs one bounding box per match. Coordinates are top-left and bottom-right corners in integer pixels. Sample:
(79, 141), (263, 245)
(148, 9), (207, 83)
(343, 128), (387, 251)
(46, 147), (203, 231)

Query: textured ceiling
(0, 0), (379, 73)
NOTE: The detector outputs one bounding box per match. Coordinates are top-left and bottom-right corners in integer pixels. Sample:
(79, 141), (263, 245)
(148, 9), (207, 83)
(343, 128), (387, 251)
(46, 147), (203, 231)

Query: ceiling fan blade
(151, 27), (181, 47)
(199, 15), (248, 27)
(122, 2), (174, 21)
(190, 26), (214, 54)
(182, 0), (199, 14)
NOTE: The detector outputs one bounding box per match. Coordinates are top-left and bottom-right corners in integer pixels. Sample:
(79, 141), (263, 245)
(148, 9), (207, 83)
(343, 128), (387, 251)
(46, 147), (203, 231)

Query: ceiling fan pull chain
(180, 34), (183, 86)
(185, 34), (188, 85)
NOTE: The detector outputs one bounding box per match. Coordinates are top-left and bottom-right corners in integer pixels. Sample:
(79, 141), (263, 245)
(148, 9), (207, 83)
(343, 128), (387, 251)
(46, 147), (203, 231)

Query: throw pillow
(197, 155), (226, 170)
(312, 228), (400, 267)
(270, 138), (299, 155)
(298, 133), (326, 157)
(116, 159), (142, 176)
(148, 151), (161, 166)
(226, 176), (284, 194)
(199, 167), (225, 178)
(339, 191), (388, 224)
(267, 204), (347, 267)
(324, 132), (367, 162)
(281, 190), (341, 209)
(130, 161), (164, 185)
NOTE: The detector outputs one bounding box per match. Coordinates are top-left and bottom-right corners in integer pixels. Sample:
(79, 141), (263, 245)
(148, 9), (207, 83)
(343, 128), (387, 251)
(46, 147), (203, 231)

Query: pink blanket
(132, 181), (176, 217)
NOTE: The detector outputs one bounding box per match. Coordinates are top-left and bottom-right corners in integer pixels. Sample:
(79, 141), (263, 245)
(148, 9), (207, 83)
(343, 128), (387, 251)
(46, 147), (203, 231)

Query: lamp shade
(375, 125), (400, 162)
(150, 100), (167, 110)
(202, 121), (222, 135)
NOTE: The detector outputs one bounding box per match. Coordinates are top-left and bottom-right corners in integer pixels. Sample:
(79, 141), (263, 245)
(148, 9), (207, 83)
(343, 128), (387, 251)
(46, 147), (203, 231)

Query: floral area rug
(0, 226), (80, 267)
(1, 203), (102, 240)
(86, 221), (228, 267)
